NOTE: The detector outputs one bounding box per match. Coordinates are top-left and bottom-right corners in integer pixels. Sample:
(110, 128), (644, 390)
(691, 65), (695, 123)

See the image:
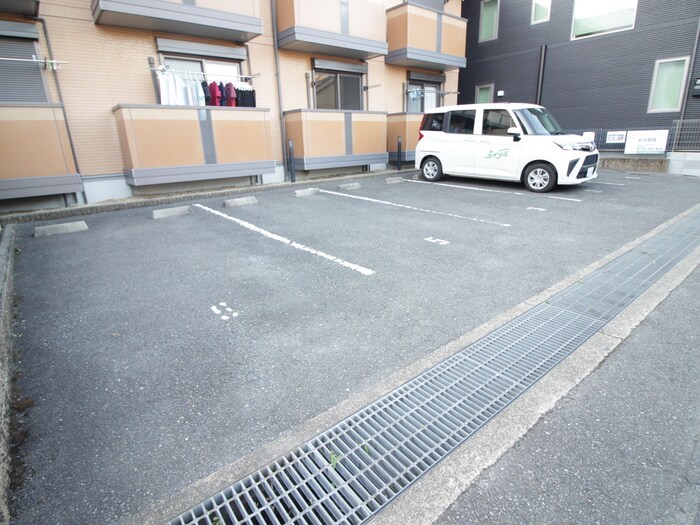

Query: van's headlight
(554, 140), (582, 151)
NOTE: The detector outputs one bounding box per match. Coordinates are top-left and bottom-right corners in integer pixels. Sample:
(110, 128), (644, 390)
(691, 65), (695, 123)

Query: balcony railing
(386, 2), (467, 71)
(92, 0), (263, 43)
(0, 104), (82, 200)
(276, 0), (387, 59)
(284, 109), (388, 170)
(113, 105), (275, 186)
(0, 0), (39, 16)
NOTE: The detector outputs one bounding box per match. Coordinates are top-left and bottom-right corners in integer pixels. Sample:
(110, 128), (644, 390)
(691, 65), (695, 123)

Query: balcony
(0, 0), (39, 16)
(386, 2), (467, 71)
(387, 113), (423, 162)
(0, 104), (82, 200)
(276, 0), (387, 59)
(284, 109), (387, 170)
(92, 0), (263, 43)
(113, 105), (275, 186)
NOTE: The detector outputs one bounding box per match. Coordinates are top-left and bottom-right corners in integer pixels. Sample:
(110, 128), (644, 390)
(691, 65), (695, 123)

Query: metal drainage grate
(170, 211), (700, 525)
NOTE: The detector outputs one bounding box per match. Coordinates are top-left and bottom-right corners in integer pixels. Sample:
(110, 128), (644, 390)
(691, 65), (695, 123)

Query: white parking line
(545, 195), (582, 202)
(590, 181), (625, 186)
(404, 178), (581, 202)
(318, 189), (511, 227)
(194, 204), (375, 276)
(625, 176), (641, 180)
(527, 207), (546, 211)
(404, 178), (525, 196)
(585, 189), (603, 193)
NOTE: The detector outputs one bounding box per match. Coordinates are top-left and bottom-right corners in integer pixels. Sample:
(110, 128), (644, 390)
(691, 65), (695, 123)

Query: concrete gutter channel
(0, 170), (697, 523)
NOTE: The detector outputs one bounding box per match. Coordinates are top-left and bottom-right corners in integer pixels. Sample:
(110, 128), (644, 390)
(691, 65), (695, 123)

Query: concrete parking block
(294, 188), (320, 198)
(338, 183), (362, 191)
(34, 221), (88, 238)
(151, 206), (192, 220)
(385, 177), (404, 184)
(224, 196), (259, 207)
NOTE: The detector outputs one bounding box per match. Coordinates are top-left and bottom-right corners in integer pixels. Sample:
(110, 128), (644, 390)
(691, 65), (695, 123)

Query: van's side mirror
(507, 127), (522, 142)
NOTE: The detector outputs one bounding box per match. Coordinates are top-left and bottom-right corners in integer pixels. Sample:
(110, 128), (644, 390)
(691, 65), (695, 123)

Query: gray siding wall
(460, 0), (700, 130)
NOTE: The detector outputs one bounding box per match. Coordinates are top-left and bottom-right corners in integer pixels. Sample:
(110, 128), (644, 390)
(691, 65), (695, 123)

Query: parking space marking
(318, 190), (511, 227)
(405, 178), (525, 196)
(424, 237), (450, 245)
(527, 207), (546, 211)
(626, 176), (642, 180)
(404, 179), (581, 202)
(194, 204), (375, 276)
(545, 195), (582, 202)
(585, 189), (603, 193)
(590, 181), (625, 186)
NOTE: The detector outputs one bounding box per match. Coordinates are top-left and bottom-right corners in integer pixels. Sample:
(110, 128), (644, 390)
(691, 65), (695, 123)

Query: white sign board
(606, 131), (627, 144)
(624, 130), (669, 154)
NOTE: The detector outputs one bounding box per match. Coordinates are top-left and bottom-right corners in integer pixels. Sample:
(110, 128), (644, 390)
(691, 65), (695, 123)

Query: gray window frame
(647, 56), (690, 114)
(478, 0), (500, 43)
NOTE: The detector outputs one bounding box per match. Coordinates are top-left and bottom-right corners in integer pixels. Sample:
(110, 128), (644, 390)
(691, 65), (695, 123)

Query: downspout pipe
(679, 15), (700, 121)
(535, 44), (547, 105)
(29, 15), (87, 205)
(270, 0), (290, 182)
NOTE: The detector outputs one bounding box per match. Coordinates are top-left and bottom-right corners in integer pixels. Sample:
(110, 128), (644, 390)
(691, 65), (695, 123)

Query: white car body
(414, 103), (598, 192)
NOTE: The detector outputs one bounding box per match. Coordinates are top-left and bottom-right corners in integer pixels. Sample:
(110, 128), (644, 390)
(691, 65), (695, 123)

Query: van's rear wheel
(421, 157), (443, 182)
(524, 163), (556, 192)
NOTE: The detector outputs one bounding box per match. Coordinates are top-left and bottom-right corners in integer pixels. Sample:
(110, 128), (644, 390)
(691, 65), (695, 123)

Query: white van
(415, 103), (598, 192)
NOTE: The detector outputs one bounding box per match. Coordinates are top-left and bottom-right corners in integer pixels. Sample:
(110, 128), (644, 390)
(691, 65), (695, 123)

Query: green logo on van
(485, 148), (510, 159)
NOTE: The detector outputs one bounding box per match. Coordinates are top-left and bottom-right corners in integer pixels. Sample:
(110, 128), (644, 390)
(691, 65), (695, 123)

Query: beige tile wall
(8, 0), (464, 180)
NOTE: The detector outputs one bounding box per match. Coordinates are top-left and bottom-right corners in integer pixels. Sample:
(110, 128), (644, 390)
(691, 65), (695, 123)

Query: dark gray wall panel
(460, 1), (700, 131)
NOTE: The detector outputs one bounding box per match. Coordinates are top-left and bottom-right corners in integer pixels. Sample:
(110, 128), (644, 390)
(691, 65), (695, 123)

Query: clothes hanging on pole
(201, 80), (211, 105)
(208, 81), (221, 106)
(225, 83), (237, 107)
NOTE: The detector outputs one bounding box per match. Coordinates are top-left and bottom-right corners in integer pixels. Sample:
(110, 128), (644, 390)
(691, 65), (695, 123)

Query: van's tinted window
(482, 109), (514, 135)
(421, 113), (445, 131)
(446, 110), (476, 134)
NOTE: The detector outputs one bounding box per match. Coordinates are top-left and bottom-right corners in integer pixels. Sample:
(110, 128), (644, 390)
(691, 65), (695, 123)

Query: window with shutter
(0, 37), (48, 103)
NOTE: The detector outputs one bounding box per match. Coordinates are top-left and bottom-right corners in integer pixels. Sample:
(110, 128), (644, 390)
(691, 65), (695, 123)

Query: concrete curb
(0, 170), (420, 226)
(121, 203), (700, 525)
(0, 226), (15, 525)
(151, 206), (191, 220)
(34, 221), (89, 237)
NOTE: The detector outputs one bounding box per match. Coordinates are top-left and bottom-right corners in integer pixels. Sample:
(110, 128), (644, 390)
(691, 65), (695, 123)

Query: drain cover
(170, 211), (700, 525)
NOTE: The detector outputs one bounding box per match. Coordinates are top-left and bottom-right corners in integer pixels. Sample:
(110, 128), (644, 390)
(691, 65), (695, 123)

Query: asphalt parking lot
(8, 169), (700, 524)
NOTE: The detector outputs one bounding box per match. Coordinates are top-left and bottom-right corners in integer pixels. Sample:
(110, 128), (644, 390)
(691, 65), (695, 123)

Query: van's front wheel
(523, 163), (556, 192)
(421, 157), (443, 182)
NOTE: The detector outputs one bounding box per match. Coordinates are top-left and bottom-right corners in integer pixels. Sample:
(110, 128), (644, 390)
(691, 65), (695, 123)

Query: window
(0, 36), (48, 103)
(314, 71), (363, 110)
(648, 57), (690, 113)
(572, 0), (637, 40)
(476, 84), (494, 103)
(446, 110), (476, 134)
(479, 0), (499, 42)
(482, 109), (514, 136)
(407, 82), (441, 113)
(420, 113), (445, 132)
(531, 0), (551, 24)
(160, 56), (243, 106)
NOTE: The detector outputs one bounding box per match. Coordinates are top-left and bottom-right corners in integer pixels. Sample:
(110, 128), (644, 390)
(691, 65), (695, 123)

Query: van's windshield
(514, 108), (564, 135)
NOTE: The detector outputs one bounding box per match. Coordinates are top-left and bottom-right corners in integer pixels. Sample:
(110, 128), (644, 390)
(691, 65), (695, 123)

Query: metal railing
(564, 120), (700, 153)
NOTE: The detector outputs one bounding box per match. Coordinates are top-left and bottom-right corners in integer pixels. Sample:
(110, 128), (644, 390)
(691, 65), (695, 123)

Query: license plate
(587, 167), (594, 178)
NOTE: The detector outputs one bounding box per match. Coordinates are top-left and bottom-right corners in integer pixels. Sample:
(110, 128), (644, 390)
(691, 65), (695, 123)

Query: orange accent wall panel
(212, 111), (274, 163)
(352, 114), (387, 155)
(115, 107), (204, 169)
(442, 17), (467, 57)
(0, 106), (76, 179)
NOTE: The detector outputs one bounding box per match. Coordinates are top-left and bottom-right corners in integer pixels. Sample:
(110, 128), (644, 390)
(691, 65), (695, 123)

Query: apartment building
(0, 0), (467, 210)
(459, 0), (700, 167)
